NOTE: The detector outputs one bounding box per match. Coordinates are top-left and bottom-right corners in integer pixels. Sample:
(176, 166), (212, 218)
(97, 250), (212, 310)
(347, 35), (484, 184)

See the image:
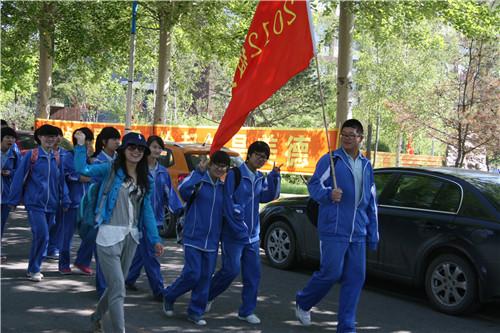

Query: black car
(259, 167), (500, 315)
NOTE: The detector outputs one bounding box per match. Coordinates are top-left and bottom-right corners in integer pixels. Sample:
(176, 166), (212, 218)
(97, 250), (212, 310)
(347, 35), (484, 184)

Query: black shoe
(153, 294), (164, 302)
(125, 283), (139, 292)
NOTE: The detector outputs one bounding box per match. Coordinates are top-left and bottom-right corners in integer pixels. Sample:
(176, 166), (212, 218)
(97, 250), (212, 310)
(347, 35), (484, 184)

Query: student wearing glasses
(295, 119), (379, 332)
(73, 131), (164, 333)
(205, 141), (281, 325)
(162, 150), (231, 326)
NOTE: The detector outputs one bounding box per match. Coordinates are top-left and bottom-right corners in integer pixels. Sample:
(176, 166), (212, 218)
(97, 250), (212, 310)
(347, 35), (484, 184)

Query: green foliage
(281, 181), (308, 195)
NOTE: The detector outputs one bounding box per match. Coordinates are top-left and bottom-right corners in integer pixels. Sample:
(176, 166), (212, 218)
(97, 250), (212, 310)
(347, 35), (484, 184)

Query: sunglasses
(126, 144), (146, 153)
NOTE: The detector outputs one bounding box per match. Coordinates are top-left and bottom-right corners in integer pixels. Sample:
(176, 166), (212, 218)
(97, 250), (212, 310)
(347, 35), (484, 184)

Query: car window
(460, 189), (497, 222)
(185, 153), (202, 171)
(432, 182), (461, 212)
(158, 148), (174, 168)
(374, 173), (393, 199)
(230, 156), (244, 168)
(385, 174), (460, 212)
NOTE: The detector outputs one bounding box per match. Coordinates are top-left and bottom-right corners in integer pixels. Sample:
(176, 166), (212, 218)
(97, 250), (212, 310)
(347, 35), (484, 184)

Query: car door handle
(422, 223), (441, 231)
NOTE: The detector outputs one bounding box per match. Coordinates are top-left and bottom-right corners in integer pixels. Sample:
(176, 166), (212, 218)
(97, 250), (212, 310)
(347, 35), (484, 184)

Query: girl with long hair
(73, 130), (164, 332)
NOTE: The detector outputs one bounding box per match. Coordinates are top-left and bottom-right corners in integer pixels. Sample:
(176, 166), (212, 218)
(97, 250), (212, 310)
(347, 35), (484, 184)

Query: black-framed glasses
(126, 144), (146, 152)
(253, 152), (269, 160)
(340, 133), (361, 140)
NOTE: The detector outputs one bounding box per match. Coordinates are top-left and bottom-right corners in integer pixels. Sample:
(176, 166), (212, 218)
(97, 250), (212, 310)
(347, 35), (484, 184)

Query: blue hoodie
(73, 145), (160, 245)
(308, 148), (379, 245)
(179, 169), (224, 251)
(150, 163), (183, 225)
(7, 147), (70, 212)
(1, 147), (21, 201)
(222, 163), (281, 244)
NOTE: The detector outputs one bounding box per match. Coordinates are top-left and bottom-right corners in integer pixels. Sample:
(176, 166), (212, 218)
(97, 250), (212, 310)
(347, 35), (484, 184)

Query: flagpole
(314, 55), (337, 189)
(125, 1), (138, 134)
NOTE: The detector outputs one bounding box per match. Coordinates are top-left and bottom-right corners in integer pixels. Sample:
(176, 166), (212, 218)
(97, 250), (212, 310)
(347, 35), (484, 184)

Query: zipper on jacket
(205, 183), (217, 248)
(45, 152), (51, 210)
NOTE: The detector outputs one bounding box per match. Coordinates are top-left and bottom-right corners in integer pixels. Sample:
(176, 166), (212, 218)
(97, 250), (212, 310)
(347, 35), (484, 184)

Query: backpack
(175, 167), (242, 244)
(23, 148), (61, 184)
(306, 155), (339, 227)
(77, 168), (116, 240)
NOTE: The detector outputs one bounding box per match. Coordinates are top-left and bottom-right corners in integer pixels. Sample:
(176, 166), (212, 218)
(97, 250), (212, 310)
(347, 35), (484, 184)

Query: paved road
(1, 209), (499, 332)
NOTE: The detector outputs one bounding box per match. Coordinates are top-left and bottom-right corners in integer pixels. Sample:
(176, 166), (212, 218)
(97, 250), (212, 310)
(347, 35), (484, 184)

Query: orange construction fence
(35, 119), (339, 175)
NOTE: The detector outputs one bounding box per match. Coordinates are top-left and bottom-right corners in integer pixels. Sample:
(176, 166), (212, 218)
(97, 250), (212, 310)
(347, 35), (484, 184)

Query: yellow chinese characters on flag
(35, 119), (338, 175)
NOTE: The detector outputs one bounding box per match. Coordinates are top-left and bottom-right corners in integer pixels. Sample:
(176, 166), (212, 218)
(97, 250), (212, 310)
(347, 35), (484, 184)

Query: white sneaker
(187, 314), (207, 326)
(238, 314), (261, 324)
(205, 301), (213, 313)
(27, 272), (44, 282)
(295, 304), (311, 326)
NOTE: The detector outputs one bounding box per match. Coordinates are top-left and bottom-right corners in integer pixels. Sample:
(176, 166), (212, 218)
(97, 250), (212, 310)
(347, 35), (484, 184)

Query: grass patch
(281, 181), (308, 195)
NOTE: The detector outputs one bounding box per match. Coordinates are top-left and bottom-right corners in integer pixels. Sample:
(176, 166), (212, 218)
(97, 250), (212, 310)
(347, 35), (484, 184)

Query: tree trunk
(373, 111), (380, 167)
(335, 2), (353, 128)
(37, 2), (55, 119)
(366, 123), (372, 160)
(153, 3), (173, 125)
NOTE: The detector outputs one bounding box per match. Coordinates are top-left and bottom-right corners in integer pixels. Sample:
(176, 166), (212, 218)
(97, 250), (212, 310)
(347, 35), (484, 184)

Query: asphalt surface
(1, 208), (499, 332)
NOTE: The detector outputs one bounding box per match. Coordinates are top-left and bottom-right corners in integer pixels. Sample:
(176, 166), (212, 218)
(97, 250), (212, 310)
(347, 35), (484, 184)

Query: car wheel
(264, 221), (296, 270)
(425, 254), (478, 315)
(160, 211), (177, 238)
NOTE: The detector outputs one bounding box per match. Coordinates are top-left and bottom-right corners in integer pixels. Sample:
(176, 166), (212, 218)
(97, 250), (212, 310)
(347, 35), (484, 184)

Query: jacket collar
(334, 148), (367, 162)
(200, 170), (223, 186)
(240, 162), (263, 180)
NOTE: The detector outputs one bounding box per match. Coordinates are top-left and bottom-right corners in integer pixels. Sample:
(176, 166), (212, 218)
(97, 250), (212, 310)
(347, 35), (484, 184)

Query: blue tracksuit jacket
(73, 145), (160, 245)
(179, 169), (224, 251)
(63, 150), (90, 208)
(7, 147), (70, 212)
(308, 148), (379, 244)
(221, 163), (281, 244)
(1, 147), (21, 201)
(151, 163), (183, 225)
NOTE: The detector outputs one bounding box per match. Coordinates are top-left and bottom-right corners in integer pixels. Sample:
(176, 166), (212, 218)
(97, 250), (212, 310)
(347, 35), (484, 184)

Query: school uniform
(163, 168), (224, 317)
(125, 162), (182, 297)
(1, 146), (21, 237)
(58, 150), (91, 271)
(296, 148), (379, 333)
(208, 163), (280, 318)
(7, 147), (70, 275)
(47, 147), (68, 258)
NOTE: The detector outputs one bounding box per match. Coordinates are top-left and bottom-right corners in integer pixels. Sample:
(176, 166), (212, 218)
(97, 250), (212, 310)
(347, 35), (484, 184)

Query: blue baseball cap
(118, 132), (150, 155)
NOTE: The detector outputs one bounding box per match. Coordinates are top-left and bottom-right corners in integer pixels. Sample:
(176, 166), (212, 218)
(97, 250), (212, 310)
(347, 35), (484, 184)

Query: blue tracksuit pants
(59, 208), (77, 270)
(1, 204), (11, 237)
(125, 232), (164, 297)
(208, 240), (261, 317)
(26, 210), (55, 274)
(75, 229), (106, 298)
(296, 240), (366, 333)
(164, 246), (217, 317)
(47, 207), (64, 256)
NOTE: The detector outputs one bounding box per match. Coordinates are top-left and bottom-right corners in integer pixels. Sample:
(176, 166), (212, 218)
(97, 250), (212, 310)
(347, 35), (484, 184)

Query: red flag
(210, 0), (315, 154)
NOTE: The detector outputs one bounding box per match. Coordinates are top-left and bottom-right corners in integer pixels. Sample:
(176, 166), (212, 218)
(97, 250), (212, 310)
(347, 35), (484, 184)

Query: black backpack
(306, 155), (339, 227)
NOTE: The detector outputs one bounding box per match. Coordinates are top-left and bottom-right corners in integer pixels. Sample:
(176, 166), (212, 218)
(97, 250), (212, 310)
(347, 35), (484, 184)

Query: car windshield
(465, 176), (500, 211)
